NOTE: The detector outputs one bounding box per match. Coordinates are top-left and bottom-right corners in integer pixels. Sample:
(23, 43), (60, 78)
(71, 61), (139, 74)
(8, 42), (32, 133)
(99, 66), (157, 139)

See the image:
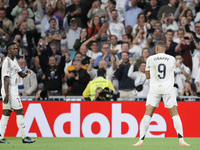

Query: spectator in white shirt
(109, 35), (121, 55)
(109, 9), (125, 41)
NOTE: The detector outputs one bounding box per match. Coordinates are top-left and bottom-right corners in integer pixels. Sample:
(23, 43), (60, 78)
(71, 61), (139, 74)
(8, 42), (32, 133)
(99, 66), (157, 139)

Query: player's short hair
(97, 68), (106, 77)
(156, 41), (166, 49)
(6, 42), (17, 51)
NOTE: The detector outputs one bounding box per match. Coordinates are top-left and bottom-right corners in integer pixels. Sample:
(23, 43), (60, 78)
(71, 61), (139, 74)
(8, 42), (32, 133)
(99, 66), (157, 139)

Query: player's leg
(0, 109), (12, 143)
(14, 108), (35, 143)
(134, 94), (160, 146)
(168, 106), (190, 146)
(133, 105), (156, 146)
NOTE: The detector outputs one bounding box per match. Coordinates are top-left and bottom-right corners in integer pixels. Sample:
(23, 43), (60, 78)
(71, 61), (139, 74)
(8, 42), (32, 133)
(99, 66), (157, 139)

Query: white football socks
(172, 115), (184, 141)
(0, 115), (9, 139)
(140, 115), (151, 141)
(17, 115), (27, 139)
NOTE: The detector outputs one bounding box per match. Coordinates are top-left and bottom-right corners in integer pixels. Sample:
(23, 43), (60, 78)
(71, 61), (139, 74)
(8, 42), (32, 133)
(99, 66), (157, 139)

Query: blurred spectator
(33, 0), (47, 42)
(67, 59), (90, 95)
(132, 13), (150, 36)
(31, 56), (45, 91)
(33, 38), (53, 65)
(93, 43), (113, 68)
(165, 29), (179, 57)
(0, 8), (13, 43)
(144, 0), (160, 19)
(122, 34), (142, 60)
(13, 34), (28, 60)
(79, 44), (91, 68)
(40, 5), (59, 38)
(160, 13), (178, 34)
(137, 0), (150, 11)
(136, 47), (150, 68)
(105, 0), (123, 23)
(14, 22), (36, 63)
(133, 29), (149, 49)
(128, 60), (149, 100)
(45, 18), (62, 54)
(96, 22), (111, 51)
(63, 15), (81, 59)
(17, 58), (37, 96)
(65, 52), (87, 74)
(83, 68), (115, 101)
(83, 39), (102, 59)
(115, 0), (126, 23)
(179, 16), (194, 33)
(109, 9), (125, 41)
(174, 53), (190, 94)
(180, 9), (194, 29)
(65, 0), (88, 28)
(109, 35), (121, 55)
(157, 0), (177, 21)
(11, 0), (34, 24)
(174, 32), (192, 71)
(87, 0), (106, 25)
(50, 44), (61, 64)
(14, 9), (35, 30)
(114, 52), (138, 101)
(195, 62), (200, 94)
(64, 51), (72, 72)
(148, 20), (165, 55)
(52, 0), (66, 29)
(73, 28), (88, 52)
(88, 16), (101, 38)
(124, 0), (143, 28)
(37, 45), (65, 95)
(180, 82), (196, 101)
(116, 42), (134, 60)
(125, 25), (133, 35)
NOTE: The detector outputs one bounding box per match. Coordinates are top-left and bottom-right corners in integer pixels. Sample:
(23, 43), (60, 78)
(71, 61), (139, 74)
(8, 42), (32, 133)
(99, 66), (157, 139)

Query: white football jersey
(1, 57), (21, 96)
(145, 53), (175, 94)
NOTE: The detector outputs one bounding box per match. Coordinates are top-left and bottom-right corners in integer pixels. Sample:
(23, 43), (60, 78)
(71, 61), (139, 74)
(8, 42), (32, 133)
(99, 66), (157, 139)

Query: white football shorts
(146, 91), (177, 108)
(2, 94), (23, 110)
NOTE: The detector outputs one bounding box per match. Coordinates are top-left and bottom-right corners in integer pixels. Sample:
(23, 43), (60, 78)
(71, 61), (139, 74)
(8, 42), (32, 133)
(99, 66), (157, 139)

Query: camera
(156, 28), (159, 31)
(165, 14), (171, 18)
(98, 87), (120, 101)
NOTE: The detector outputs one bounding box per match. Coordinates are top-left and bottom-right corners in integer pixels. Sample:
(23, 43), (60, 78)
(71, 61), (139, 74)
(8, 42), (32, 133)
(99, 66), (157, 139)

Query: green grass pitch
(0, 137), (199, 150)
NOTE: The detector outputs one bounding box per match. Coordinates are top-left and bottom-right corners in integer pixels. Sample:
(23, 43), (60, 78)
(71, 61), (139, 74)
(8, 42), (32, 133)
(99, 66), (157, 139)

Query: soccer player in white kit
(133, 41), (190, 146)
(0, 42), (35, 143)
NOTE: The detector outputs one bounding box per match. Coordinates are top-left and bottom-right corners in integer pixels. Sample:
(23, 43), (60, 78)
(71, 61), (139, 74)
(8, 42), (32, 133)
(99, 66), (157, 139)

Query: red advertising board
(0, 101), (199, 138)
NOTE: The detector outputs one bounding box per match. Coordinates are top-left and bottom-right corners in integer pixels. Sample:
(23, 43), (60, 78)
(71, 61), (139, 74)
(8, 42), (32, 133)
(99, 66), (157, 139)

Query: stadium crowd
(0, 0), (200, 101)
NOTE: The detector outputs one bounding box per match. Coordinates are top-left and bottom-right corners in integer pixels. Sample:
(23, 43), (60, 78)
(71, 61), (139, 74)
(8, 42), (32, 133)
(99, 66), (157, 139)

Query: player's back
(146, 53), (175, 94)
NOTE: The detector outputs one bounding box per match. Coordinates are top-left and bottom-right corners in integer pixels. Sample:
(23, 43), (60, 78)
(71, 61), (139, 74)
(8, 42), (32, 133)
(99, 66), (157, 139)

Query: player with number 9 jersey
(145, 53), (175, 94)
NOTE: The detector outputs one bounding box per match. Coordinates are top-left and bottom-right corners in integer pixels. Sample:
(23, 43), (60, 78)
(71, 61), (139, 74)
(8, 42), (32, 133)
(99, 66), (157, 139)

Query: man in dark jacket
(67, 59), (90, 95)
(37, 45), (65, 95)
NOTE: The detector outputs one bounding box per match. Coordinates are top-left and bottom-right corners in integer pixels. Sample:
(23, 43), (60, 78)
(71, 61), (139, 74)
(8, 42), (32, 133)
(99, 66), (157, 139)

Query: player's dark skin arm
(145, 71), (150, 79)
(3, 76), (9, 104)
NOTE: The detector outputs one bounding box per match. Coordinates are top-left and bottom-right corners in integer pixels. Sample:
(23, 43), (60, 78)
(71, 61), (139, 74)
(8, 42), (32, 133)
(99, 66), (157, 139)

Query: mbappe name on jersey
(154, 57), (169, 61)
